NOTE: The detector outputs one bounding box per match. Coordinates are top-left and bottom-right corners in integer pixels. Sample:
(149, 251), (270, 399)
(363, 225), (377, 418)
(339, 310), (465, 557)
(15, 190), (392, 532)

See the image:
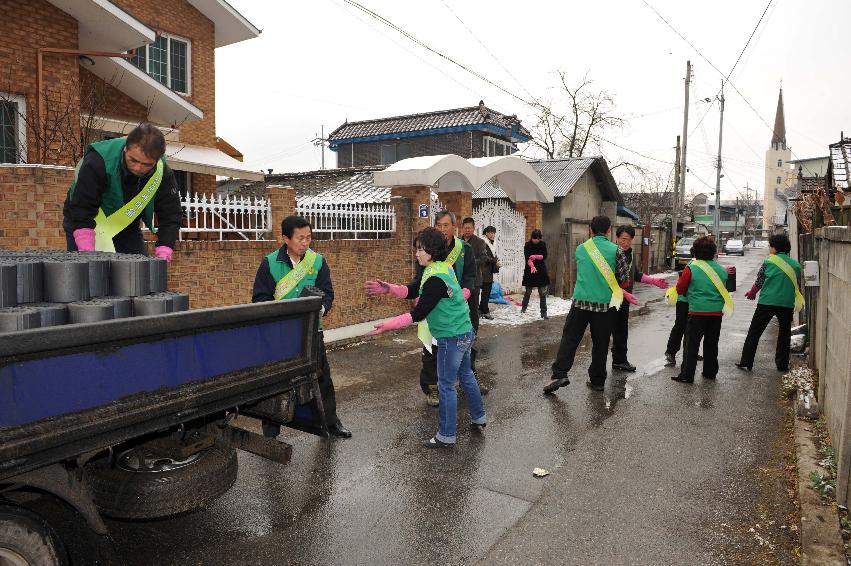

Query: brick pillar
(438, 191), (473, 233)
(266, 184), (296, 241)
(516, 201), (543, 241)
(391, 185), (431, 238)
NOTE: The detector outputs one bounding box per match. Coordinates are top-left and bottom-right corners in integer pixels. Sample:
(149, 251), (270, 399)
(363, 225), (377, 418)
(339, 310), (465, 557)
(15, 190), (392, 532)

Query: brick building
(0, 0), (263, 195)
(328, 100), (531, 168)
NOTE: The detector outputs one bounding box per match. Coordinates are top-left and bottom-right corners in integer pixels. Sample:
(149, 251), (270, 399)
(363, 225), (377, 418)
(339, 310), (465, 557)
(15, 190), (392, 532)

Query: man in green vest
(736, 234), (802, 372)
(545, 215), (635, 394)
(252, 215), (351, 438)
(64, 123), (181, 259)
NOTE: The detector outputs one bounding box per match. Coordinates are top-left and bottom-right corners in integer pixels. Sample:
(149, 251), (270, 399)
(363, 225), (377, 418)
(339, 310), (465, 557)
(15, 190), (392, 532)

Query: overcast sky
(215, 0), (851, 200)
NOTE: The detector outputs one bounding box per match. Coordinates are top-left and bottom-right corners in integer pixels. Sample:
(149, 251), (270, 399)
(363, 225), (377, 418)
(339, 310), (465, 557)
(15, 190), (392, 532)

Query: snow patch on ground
(480, 296), (573, 326)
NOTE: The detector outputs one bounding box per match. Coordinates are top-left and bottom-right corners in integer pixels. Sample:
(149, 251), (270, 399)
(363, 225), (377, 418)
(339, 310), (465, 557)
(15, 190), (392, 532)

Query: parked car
(725, 239), (745, 255)
(674, 237), (695, 270)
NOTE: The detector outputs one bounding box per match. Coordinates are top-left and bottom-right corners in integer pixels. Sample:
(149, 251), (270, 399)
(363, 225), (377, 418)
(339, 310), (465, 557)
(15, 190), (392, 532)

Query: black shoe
(520, 307), (527, 314)
(423, 436), (453, 449)
(479, 384), (490, 396)
(734, 363), (752, 372)
(664, 352), (676, 367)
(328, 421), (352, 438)
(471, 421), (487, 432)
(671, 375), (694, 383)
(702, 374), (716, 380)
(777, 366), (789, 372)
(585, 380), (604, 391)
(481, 313), (494, 320)
(543, 377), (570, 394)
(612, 361), (637, 372)
(542, 315), (549, 320)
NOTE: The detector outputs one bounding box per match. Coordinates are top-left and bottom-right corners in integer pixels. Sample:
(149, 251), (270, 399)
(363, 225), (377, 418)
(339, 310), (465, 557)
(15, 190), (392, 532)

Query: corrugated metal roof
(328, 103), (530, 142)
(473, 157), (596, 199)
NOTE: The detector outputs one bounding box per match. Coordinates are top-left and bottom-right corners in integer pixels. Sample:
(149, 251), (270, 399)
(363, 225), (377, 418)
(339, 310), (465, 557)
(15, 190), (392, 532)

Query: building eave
(46, 0), (155, 52)
(329, 124), (530, 150)
(185, 0), (261, 48)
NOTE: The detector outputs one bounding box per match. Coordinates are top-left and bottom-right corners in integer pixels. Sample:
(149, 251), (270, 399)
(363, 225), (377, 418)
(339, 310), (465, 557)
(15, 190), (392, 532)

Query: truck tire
(85, 441), (238, 519)
(0, 505), (67, 566)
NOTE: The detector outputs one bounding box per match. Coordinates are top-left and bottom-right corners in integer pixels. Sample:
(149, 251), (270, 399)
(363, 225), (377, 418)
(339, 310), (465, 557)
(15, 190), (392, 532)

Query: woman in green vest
(63, 123), (181, 259)
(671, 236), (732, 384)
(367, 227), (486, 448)
(736, 234), (802, 372)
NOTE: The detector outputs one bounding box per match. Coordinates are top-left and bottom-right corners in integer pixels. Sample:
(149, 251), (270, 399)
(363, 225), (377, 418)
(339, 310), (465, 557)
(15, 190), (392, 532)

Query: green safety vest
(572, 235), (618, 304)
(267, 248), (324, 329)
(686, 260), (728, 313)
(68, 137), (162, 234)
(759, 253), (801, 309)
(418, 261), (472, 339)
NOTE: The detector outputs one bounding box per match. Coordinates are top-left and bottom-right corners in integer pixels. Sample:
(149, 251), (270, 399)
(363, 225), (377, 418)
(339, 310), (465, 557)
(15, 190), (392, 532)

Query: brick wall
(515, 201), (543, 241)
(0, 165), (73, 249)
(335, 131), (498, 168)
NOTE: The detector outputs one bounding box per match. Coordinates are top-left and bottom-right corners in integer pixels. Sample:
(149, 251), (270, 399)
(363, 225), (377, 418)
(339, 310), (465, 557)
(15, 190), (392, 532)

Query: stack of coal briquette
(0, 251), (189, 333)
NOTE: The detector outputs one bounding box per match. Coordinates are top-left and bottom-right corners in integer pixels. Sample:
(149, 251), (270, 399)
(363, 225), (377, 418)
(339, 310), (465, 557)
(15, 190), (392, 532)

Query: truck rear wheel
(85, 441), (238, 520)
(0, 505), (67, 566)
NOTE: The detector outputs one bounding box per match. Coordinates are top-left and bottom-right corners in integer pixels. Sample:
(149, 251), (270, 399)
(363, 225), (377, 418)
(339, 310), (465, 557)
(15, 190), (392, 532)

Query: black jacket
(407, 238), (478, 294)
(522, 240), (550, 287)
(63, 149), (181, 249)
(252, 245), (334, 314)
(480, 237), (499, 284)
(462, 233), (488, 288)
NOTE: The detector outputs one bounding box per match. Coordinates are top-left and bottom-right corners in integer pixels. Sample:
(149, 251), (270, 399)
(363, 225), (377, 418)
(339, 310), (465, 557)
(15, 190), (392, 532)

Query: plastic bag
(489, 281), (509, 304)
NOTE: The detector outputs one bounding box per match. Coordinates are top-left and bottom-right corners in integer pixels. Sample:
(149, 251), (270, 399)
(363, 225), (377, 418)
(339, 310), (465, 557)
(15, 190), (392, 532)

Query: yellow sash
(665, 286), (679, 305)
(94, 160), (164, 252)
(273, 248), (318, 301)
(691, 260), (734, 316)
(446, 238), (463, 266)
(582, 239), (624, 309)
(766, 254), (805, 313)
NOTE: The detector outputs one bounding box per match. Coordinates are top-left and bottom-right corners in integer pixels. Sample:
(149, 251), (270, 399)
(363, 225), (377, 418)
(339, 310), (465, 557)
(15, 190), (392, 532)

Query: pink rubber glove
(73, 228), (96, 252)
(745, 285), (758, 300)
(529, 254), (544, 261)
(367, 312), (413, 335)
(365, 280), (408, 298)
(640, 274), (668, 289)
(527, 258), (537, 274)
(623, 290), (639, 306)
(461, 288), (471, 301)
(155, 246), (173, 263)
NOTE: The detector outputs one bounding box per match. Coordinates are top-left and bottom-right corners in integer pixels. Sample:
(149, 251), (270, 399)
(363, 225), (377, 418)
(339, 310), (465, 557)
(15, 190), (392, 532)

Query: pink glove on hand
(529, 254), (544, 261)
(73, 228), (96, 252)
(527, 258), (537, 274)
(154, 246), (173, 262)
(365, 280), (408, 298)
(623, 290), (639, 306)
(745, 285), (758, 300)
(462, 288), (471, 301)
(366, 312), (413, 336)
(640, 274), (668, 289)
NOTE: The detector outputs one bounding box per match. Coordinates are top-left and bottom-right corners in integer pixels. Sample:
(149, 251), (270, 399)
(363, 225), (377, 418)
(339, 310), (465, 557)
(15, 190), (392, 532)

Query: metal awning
(46, 0), (155, 52)
(85, 57), (203, 126)
(167, 143), (264, 181)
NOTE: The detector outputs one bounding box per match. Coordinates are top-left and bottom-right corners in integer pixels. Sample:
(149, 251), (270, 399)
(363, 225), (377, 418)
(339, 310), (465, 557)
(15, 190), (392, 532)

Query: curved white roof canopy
(373, 154), (553, 203)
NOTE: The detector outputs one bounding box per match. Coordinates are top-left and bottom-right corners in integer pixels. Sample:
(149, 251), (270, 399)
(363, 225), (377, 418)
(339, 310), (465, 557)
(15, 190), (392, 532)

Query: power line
(723, 0), (774, 86)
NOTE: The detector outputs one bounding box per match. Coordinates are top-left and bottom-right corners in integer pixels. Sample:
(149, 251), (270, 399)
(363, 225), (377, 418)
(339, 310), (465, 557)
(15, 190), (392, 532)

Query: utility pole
(743, 183), (752, 245)
(734, 196), (739, 237)
(312, 125), (328, 170)
(678, 60), (691, 241)
(671, 135), (681, 268)
(713, 85), (725, 246)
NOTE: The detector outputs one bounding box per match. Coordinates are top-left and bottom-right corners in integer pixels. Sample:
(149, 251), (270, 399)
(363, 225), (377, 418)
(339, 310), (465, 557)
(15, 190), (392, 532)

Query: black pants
(678, 315), (722, 380)
(610, 301), (630, 364)
(480, 282), (493, 314)
(551, 305), (613, 385)
(739, 304), (793, 370)
(65, 224), (148, 255)
(665, 301), (690, 355)
(522, 286), (548, 316)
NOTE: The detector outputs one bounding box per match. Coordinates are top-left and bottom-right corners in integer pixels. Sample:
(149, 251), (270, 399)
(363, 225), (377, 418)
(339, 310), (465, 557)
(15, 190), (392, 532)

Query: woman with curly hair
(670, 236), (733, 384)
(366, 227), (486, 448)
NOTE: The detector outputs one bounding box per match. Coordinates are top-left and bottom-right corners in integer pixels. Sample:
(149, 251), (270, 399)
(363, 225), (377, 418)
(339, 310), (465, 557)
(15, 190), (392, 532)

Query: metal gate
(473, 199), (526, 292)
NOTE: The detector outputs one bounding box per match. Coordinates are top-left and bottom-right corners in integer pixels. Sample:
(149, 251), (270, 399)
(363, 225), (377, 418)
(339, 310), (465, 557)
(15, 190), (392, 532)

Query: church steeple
(771, 87), (786, 150)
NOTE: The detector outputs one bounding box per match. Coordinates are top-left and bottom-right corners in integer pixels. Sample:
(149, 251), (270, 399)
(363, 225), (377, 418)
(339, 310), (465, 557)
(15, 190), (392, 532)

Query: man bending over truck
(252, 215), (352, 438)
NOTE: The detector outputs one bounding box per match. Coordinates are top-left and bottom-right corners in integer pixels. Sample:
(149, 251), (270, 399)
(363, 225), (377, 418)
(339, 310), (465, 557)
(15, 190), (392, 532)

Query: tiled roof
(829, 139), (851, 190)
(799, 176), (827, 192)
(474, 157), (598, 199)
(217, 166), (391, 203)
(328, 102), (531, 143)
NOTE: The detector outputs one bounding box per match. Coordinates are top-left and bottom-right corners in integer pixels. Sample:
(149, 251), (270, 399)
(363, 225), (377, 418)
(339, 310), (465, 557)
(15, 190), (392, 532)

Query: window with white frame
(482, 136), (513, 157)
(130, 34), (191, 95)
(0, 94), (26, 164)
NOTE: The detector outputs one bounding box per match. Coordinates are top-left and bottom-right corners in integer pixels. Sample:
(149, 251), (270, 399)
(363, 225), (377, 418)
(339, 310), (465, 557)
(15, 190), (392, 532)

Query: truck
(0, 296), (327, 565)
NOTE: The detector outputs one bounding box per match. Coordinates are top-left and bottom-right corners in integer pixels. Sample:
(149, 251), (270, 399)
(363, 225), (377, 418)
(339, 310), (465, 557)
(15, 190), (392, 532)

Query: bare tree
(620, 170), (675, 226)
(529, 71), (625, 160)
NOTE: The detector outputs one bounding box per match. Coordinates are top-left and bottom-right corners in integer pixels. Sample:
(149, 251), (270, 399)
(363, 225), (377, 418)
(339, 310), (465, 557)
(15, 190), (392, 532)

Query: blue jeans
(435, 330), (486, 443)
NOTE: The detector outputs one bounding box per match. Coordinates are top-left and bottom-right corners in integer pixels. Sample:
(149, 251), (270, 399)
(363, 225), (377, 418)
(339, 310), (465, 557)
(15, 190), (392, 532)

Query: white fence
(295, 202), (395, 240)
(473, 199), (526, 292)
(145, 193), (272, 241)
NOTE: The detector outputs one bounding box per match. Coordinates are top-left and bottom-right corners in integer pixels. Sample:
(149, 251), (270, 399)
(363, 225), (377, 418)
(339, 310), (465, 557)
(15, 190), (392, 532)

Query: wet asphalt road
(99, 250), (798, 565)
